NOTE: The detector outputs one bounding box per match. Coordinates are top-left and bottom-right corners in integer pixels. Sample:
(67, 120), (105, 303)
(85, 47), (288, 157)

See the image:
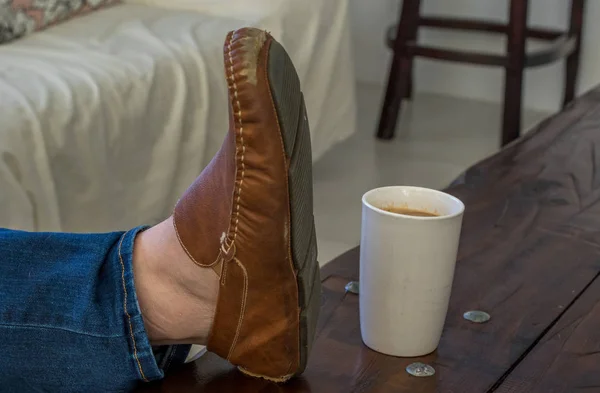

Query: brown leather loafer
(172, 28), (320, 382)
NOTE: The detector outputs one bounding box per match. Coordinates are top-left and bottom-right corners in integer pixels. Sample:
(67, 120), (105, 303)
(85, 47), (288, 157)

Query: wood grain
(138, 88), (600, 392)
(495, 277), (600, 393)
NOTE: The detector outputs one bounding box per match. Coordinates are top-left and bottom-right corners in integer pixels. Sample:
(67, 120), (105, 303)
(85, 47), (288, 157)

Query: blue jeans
(0, 227), (190, 392)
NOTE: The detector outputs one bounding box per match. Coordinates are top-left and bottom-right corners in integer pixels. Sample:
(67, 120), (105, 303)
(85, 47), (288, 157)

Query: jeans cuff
(116, 226), (164, 382)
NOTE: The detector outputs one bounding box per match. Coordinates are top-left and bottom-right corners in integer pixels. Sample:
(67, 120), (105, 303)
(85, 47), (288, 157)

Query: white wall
(350, 0), (600, 112)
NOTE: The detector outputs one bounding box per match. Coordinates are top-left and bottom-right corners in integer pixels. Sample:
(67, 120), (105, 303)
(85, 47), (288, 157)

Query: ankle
(132, 217), (219, 345)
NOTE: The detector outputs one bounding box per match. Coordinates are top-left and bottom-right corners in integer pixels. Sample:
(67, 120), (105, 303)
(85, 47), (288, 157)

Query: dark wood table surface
(140, 88), (600, 392)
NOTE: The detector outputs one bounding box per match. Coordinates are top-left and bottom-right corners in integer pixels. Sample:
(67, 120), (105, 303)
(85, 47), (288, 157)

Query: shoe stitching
(227, 257), (248, 360)
(219, 241), (236, 285)
(117, 230), (148, 382)
(222, 31), (248, 361)
(238, 365), (294, 382)
(172, 216), (213, 267)
(175, 30), (242, 269)
(173, 215), (228, 269)
(220, 258), (229, 286)
(227, 32), (246, 246)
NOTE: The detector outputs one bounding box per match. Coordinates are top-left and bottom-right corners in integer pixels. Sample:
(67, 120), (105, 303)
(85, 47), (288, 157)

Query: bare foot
(132, 216), (219, 345)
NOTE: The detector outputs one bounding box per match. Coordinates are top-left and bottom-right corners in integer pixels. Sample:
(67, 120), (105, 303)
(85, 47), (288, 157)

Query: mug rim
(362, 186), (465, 221)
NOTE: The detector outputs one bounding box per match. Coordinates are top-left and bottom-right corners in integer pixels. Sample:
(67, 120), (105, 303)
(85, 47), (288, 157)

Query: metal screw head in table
(345, 281), (359, 294)
(406, 363), (435, 377)
(463, 310), (491, 323)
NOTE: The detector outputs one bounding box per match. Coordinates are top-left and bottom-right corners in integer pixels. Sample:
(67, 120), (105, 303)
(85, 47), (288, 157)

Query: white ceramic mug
(359, 186), (465, 357)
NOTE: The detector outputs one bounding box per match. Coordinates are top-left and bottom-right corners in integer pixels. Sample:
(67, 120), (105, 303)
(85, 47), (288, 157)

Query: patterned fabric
(0, 0), (120, 44)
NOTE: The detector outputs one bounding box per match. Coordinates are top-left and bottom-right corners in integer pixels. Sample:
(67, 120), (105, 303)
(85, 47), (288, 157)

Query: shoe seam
(117, 230), (148, 382)
(238, 366), (294, 382)
(227, 31), (246, 247)
(172, 216), (219, 268)
(227, 257), (248, 360)
(222, 29), (248, 360)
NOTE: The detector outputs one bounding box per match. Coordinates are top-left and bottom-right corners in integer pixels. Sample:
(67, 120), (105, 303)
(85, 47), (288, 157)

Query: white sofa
(0, 0), (356, 232)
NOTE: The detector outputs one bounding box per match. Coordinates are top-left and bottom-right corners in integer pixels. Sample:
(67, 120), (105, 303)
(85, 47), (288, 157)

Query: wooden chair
(376, 0), (585, 146)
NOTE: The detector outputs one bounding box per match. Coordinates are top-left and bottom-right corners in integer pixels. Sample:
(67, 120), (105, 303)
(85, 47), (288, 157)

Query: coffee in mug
(381, 206), (439, 217)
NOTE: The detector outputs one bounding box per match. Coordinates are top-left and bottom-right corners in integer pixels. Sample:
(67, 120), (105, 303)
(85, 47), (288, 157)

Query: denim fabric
(0, 227), (189, 392)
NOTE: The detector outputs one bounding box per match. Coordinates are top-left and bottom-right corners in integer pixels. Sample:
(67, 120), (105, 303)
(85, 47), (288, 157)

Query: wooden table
(140, 88), (600, 392)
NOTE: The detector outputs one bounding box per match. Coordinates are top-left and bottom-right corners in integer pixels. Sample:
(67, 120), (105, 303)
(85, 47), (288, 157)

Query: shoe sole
(266, 38), (321, 377)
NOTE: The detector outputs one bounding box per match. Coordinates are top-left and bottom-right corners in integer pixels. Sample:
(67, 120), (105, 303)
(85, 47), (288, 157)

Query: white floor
(313, 83), (551, 265)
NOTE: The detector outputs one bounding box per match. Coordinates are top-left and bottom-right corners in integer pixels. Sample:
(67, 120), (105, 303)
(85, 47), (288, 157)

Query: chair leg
(405, 18), (419, 100)
(405, 70), (414, 100)
(376, 0), (421, 140)
(563, 0), (585, 107)
(502, 0), (528, 146)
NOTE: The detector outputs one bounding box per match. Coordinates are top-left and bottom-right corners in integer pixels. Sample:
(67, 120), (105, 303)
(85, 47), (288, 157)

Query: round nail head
(463, 310), (491, 323)
(345, 281), (359, 294)
(406, 362), (435, 377)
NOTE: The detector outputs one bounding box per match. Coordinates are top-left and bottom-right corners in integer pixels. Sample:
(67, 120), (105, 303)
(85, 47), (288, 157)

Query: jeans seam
(0, 323), (122, 338)
(117, 230), (148, 382)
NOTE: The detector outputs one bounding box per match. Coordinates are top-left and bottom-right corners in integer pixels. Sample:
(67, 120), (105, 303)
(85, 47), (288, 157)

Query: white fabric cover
(0, 1), (356, 232)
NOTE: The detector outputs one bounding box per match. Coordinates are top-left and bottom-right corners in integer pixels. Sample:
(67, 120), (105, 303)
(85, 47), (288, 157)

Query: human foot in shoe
(135, 27), (320, 382)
